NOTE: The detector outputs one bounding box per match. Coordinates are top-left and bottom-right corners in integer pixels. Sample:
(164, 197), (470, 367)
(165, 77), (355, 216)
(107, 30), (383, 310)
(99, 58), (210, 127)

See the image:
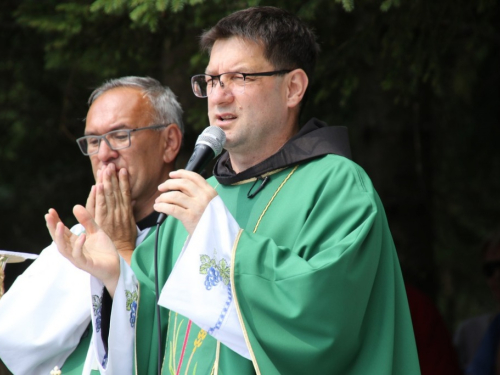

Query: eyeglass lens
(192, 73), (246, 97)
(79, 131), (130, 155)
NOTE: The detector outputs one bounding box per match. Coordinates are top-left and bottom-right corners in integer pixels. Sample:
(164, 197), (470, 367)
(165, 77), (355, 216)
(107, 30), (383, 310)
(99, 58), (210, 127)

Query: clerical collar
(137, 211), (161, 230)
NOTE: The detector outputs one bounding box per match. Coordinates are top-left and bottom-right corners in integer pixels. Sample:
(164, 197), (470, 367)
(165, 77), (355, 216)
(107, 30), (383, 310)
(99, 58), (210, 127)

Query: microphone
(156, 126), (226, 225)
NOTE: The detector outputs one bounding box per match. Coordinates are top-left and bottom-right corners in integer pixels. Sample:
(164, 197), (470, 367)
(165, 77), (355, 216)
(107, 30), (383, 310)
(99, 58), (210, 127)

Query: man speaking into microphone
(49, 6), (420, 374)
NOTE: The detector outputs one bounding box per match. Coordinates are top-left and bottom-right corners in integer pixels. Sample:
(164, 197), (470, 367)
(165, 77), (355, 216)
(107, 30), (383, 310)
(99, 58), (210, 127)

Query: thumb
(73, 204), (100, 234)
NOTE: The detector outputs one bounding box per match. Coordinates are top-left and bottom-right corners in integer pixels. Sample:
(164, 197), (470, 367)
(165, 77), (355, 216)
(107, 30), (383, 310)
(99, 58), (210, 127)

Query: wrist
(102, 271), (120, 299)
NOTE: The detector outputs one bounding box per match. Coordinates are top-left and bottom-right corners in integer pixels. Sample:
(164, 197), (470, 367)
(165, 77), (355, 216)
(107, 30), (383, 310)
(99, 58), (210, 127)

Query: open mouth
(217, 114), (237, 122)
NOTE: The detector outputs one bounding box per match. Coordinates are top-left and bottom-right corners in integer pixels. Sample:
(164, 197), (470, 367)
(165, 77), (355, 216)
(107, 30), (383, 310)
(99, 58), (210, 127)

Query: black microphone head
(196, 126), (226, 157)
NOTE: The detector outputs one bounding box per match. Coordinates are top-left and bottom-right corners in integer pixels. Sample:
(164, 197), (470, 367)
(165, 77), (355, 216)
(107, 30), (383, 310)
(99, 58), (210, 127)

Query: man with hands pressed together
(0, 76), (183, 375)
(49, 7), (420, 375)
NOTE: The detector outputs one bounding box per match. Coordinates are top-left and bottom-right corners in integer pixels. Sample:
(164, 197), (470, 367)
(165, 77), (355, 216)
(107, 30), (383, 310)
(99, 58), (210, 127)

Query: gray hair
(88, 76), (184, 133)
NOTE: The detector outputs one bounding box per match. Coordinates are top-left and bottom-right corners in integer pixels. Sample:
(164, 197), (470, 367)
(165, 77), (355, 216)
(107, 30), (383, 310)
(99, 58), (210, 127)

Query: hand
(86, 164), (137, 263)
(45, 206), (121, 297)
(154, 170), (217, 235)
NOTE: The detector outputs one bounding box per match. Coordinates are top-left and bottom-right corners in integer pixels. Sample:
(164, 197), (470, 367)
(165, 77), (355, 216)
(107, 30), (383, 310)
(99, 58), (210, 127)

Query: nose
(209, 80), (234, 105)
(97, 139), (118, 162)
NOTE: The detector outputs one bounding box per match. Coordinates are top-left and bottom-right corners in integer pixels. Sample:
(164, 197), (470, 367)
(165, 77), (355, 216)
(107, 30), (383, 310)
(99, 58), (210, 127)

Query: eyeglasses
(76, 124), (169, 156)
(483, 260), (500, 278)
(191, 70), (292, 98)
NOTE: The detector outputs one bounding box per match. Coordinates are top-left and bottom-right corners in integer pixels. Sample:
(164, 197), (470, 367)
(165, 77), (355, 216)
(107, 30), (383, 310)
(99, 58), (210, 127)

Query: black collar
(137, 211), (161, 230)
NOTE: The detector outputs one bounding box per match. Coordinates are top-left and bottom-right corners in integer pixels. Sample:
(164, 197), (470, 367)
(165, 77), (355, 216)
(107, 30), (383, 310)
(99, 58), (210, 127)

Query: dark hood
(213, 118), (351, 185)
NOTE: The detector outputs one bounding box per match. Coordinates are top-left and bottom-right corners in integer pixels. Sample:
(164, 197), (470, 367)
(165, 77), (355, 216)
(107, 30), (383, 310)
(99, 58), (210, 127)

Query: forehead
(85, 87), (154, 133)
(206, 36), (271, 74)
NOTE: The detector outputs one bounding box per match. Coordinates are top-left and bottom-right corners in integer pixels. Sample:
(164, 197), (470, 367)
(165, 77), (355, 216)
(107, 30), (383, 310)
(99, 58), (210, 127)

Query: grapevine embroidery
(92, 294), (102, 333)
(199, 250), (232, 335)
(200, 250), (230, 288)
(126, 290), (138, 328)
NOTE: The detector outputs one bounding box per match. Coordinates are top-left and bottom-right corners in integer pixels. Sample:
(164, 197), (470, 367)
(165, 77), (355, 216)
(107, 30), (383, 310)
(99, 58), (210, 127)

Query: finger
(153, 200), (187, 218)
(155, 190), (191, 210)
(73, 204), (101, 235)
(106, 164), (128, 227)
(48, 208), (61, 224)
(159, 177), (193, 196)
(54, 222), (72, 258)
(85, 185), (96, 218)
(161, 170), (212, 194)
(170, 169), (208, 183)
(103, 164), (117, 211)
(118, 168), (132, 207)
(55, 222), (85, 267)
(45, 211), (58, 241)
(94, 183), (107, 224)
(72, 232), (87, 264)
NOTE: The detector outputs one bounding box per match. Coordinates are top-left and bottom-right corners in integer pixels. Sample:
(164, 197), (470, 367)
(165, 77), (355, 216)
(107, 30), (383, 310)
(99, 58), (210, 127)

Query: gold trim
(134, 283), (140, 375)
(230, 229), (262, 374)
(253, 165), (299, 233)
(231, 167), (287, 186)
(230, 164), (300, 375)
(213, 341), (221, 375)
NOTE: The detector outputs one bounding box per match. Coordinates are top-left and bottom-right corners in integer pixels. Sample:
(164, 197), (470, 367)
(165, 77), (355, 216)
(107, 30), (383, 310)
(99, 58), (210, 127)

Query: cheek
(89, 157), (100, 178)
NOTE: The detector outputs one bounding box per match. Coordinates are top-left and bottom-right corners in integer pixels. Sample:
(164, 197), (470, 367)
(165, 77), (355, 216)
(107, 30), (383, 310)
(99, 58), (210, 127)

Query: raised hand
(45, 206), (121, 297)
(86, 163), (137, 264)
(154, 169), (218, 235)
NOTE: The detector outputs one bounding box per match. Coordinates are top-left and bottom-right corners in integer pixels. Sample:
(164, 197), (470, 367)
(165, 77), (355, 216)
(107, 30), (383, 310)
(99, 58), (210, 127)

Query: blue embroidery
(199, 251), (232, 335)
(126, 290), (138, 328)
(92, 295), (102, 333)
(205, 266), (222, 290)
(208, 283), (233, 335)
(102, 353), (108, 368)
(200, 252), (230, 287)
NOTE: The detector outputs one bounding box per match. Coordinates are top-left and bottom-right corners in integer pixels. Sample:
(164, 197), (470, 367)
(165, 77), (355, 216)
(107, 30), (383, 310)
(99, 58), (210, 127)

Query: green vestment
(131, 153), (420, 375)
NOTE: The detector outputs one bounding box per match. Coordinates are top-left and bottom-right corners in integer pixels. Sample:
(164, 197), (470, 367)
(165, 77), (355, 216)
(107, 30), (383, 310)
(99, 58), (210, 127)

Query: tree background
(1, 0), (499, 335)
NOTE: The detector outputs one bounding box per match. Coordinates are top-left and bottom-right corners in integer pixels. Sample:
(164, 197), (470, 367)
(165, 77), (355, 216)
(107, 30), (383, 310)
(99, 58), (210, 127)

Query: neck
(229, 122), (299, 174)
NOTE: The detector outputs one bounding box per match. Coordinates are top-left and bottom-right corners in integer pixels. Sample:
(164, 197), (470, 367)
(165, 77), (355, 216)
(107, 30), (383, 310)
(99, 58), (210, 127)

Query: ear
(162, 124), (183, 164)
(286, 69), (309, 109)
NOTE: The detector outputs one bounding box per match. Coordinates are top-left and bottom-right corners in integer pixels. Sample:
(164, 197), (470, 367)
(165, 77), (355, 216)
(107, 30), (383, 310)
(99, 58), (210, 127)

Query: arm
(44, 164), (140, 374)
(0, 224), (90, 375)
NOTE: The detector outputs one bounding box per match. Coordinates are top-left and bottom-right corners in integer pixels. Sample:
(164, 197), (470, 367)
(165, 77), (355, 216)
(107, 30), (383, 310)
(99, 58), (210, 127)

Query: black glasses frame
(191, 69), (292, 98)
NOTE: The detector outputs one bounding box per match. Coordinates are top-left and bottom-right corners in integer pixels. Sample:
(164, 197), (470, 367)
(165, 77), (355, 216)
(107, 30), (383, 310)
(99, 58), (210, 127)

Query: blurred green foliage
(0, 0), (499, 330)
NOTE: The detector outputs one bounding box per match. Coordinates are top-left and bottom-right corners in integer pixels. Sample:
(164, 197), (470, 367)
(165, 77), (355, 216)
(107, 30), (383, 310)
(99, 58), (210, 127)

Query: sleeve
(89, 257), (138, 375)
(158, 196), (249, 358)
(0, 224), (91, 375)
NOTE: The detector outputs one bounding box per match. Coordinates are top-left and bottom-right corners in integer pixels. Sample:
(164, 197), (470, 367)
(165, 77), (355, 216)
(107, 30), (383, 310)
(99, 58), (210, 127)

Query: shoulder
(298, 154), (374, 194)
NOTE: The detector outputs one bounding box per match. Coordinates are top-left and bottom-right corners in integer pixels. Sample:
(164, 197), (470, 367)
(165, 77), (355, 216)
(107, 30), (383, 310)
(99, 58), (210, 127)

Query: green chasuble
(131, 154), (420, 375)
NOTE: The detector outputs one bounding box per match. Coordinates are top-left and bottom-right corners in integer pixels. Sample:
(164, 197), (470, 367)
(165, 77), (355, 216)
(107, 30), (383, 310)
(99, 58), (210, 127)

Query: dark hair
(200, 6), (320, 86)
(88, 76), (184, 133)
